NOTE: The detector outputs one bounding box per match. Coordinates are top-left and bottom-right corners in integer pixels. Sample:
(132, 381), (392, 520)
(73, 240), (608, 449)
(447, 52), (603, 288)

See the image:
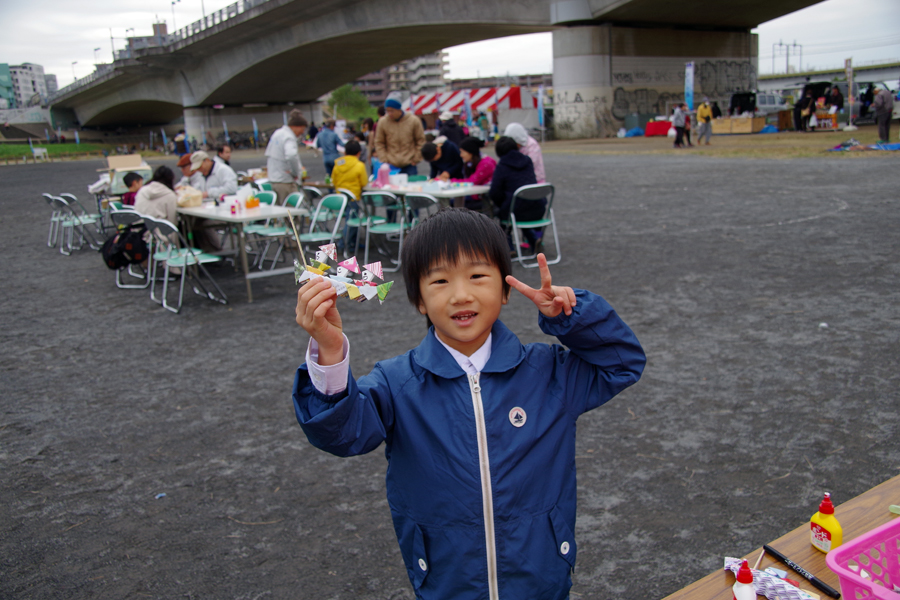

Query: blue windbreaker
(293, 290), (645, 600)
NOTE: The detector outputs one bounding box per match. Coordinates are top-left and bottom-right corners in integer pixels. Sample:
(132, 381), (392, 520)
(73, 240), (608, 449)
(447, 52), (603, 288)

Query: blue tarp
(624, 127), (644, 138)
(758, 125), (778, 134)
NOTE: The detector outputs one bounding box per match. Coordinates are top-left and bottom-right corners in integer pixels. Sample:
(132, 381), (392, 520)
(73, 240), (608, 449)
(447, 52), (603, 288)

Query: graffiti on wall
(697, 60), (756, 96)
(611, 88), (683, 120)
(612, 70), (683, 86)
(555, 89), (619, 138)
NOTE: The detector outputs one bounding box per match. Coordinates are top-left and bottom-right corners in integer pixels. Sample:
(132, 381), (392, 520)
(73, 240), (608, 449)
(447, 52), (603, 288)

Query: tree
(327, 84), (377, 122)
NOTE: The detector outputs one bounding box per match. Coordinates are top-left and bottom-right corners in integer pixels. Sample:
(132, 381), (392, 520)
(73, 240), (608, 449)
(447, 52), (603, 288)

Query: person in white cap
(438, 110), (464, 146)
(503, 123), (545, 183)
(190, 150), (237, 201)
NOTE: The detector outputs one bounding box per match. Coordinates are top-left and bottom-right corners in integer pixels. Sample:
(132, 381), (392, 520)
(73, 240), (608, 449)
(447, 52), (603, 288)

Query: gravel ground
(1, 149), (898, 600)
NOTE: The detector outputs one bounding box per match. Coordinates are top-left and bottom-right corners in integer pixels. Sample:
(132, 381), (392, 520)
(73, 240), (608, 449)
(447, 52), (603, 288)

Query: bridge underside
(204, 24), (548, 106)
(50, 0), (830, 137)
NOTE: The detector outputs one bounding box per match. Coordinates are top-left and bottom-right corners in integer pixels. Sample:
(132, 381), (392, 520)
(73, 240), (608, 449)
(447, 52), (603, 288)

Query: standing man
(316, 120), (341, 177)
(696, 97), (713, 145)
(265, 109), (307, 204)
(872, 84), (895, 143)
(374, 92), (425, 176)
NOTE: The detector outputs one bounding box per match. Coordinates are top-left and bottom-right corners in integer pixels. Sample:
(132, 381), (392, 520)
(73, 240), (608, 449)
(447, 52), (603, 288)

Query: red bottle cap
(737, 559), (754, 584)
(819, 492), (835, 515)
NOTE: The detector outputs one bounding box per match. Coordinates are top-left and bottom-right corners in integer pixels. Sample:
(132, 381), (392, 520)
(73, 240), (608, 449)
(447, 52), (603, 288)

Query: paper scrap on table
(724, 557), (820, 600)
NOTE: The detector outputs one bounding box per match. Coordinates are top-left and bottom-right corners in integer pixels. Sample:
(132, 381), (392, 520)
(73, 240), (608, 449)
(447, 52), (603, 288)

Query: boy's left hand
(506, 253), (576, 318)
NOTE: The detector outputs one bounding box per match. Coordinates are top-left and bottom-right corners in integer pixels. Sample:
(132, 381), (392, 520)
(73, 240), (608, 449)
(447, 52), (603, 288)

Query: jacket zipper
(468, 373), (499, 600)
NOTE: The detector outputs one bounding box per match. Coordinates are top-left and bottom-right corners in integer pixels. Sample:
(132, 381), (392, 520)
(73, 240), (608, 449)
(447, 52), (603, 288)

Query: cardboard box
(106, 154), (152, 195)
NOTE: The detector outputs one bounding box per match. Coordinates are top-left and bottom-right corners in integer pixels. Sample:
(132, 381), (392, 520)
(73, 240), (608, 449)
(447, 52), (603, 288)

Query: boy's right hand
(295, 277), (344, 366)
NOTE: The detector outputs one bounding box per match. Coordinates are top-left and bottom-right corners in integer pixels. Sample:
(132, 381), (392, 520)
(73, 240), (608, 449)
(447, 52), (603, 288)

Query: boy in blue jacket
(293, 208), (645, 600)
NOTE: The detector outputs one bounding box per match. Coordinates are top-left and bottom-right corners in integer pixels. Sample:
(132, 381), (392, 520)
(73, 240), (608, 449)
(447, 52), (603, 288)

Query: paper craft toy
(295, 255), (393, 305)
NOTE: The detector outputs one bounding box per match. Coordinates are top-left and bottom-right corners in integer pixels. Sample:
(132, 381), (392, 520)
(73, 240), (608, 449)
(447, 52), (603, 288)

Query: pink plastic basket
(826, 517), (900, 600)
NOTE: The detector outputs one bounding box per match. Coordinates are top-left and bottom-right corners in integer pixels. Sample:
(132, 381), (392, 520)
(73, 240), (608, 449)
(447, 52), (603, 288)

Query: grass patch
(0, 143), (108, 158)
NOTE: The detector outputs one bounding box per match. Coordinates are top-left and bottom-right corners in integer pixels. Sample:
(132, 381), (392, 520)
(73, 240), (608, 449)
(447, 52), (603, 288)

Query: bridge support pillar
(552, 23), (757, 139)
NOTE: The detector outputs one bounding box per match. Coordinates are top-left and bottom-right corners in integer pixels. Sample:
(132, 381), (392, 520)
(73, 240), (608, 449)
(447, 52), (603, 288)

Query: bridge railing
(50, 0), (272, 102)
(167, 0), (269, 44)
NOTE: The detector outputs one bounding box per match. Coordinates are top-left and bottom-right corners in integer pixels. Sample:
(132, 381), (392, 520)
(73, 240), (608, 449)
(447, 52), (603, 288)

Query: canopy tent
(402, 87), (537, 116)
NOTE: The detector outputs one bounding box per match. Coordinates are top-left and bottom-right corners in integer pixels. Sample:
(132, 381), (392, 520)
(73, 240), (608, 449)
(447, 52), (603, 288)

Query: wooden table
(177, 203), (308, 302)
(662, 474), (900, 599)
(364, 184), (490, 208)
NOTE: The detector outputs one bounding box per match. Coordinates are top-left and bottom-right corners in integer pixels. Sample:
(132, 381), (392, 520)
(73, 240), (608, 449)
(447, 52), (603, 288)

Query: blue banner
(200, 124), (207, 146)
(74, 131), (80, 144)
(538, 85), (545, 127)
(252, 118), (259, 146)
(222, 120), (230, 144)
(464, 91), (473, 129)
(160, 128), (168, 148)
(684, 61), (695, 111)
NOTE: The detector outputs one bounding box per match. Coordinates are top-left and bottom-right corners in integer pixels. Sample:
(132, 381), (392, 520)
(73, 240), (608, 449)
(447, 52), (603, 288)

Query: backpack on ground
(100, 223), (148, 270)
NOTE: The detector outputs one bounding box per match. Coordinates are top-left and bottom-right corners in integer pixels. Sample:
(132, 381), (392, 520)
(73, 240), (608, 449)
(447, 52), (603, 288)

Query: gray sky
(1, 0), (898, 88)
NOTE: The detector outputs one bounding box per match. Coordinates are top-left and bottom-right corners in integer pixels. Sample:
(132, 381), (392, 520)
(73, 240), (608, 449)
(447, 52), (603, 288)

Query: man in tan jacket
(374, 93), (426, 176)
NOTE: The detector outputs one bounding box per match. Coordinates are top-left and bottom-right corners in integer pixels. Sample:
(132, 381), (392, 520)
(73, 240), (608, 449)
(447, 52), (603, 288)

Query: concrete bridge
(50, 0), (827, 138)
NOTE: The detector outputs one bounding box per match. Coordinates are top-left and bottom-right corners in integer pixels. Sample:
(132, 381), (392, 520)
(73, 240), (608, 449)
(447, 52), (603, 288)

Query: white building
(9, 63), (50, 107)
(388, 52), (448, 95)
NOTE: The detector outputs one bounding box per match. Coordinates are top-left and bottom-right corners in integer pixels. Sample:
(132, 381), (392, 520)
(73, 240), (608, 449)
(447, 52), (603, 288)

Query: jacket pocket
(549, 507), (577, 569)
(410, 523), (429, 590)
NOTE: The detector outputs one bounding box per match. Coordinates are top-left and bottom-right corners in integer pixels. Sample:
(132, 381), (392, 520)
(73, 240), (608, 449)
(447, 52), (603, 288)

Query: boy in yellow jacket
(331, 139), (368, 252)
(331, 140), (367, 200)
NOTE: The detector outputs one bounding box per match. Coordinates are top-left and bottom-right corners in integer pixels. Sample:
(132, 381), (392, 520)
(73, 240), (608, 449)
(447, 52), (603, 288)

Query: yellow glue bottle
(810, 492), (842, 553)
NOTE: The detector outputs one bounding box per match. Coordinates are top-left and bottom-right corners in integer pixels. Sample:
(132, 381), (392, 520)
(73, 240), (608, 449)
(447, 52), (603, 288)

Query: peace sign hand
(505, 253), (577, 318)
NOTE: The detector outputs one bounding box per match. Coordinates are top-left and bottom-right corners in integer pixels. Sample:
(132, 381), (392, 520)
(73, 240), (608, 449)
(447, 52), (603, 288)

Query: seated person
(490, 136), (546, 251)
(190, 151), (238, 201)
(421, 137), (464, 179)
(215, 144), (232, 166)
(331, 140), (367, 201)
(504, 123), (546, 183)
(121, 172), (143, 206)
(439, 136), (496, 211)
(176, 154), (205, 191)
(134, 166), (179, 228)
(332, 140), (368, 251)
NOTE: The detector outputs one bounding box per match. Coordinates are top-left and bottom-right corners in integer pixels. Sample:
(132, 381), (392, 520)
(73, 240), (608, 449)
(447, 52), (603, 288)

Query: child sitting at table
(331, 140), (368, 251)
(292, 208), (645, 600)
(438, 136), (496, 211)
(121, 172), (143, 206)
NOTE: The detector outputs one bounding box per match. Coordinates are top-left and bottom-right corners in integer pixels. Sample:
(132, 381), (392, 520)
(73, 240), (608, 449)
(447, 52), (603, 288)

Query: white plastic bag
(809, 114), (818, 127)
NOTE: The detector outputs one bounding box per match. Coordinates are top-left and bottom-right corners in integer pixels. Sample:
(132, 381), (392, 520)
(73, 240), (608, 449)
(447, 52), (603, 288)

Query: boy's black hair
(401, 208), (512, 312)
(495, 136), (518, 157)
(420, 142), (437, 161)
(123, 172), (143, 188)
(344, 140), (361, 156)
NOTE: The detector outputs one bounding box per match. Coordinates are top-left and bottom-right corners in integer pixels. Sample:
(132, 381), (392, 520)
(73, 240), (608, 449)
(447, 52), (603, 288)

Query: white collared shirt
(306, 332), (492, 394)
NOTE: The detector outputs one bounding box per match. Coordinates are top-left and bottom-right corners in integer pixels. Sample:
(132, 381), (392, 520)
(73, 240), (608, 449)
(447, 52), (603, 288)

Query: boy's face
(417, 254), (508, 357)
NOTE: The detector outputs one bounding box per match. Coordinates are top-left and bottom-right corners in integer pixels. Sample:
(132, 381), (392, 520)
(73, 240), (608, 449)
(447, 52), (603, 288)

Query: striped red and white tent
(402, 87), (537, 115)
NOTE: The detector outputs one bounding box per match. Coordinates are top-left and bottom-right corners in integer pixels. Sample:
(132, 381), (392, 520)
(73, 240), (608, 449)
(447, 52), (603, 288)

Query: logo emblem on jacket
(509, 407), (526, 428)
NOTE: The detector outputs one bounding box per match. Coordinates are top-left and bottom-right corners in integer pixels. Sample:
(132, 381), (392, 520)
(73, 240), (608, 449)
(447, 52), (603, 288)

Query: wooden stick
(285, 211), (308, 268)
(753, 547), (766, 570)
